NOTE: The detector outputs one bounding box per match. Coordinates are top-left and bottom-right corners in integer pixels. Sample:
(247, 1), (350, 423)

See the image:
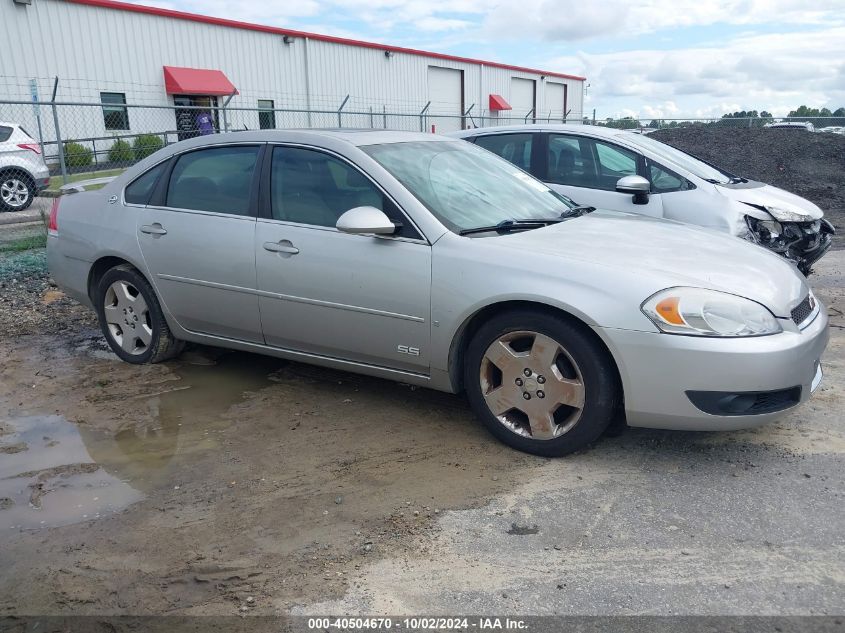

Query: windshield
(363, 140), (576, 233)
(623, 133), (736, 184)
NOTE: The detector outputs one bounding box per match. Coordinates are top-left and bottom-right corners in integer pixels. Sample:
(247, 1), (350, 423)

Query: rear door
(255, 145), (431, 373)
(543, 133), (664, 217)
(135, 143), (264, 343)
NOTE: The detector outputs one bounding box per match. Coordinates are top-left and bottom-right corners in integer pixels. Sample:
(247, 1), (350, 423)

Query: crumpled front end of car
(743, 214), (835, 275)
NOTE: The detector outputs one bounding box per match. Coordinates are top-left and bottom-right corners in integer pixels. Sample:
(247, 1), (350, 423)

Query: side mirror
(616, 175), (651, 205)
(336, 206), (397, 235)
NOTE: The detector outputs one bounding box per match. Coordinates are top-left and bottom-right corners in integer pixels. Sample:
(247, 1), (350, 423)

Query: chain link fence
(12, 91), (841, 197)
(0, 94), (583, 190)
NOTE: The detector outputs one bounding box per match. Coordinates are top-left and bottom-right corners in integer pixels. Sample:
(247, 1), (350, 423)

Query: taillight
(17, 143), (41, 155)
(48, 197), (60, 235)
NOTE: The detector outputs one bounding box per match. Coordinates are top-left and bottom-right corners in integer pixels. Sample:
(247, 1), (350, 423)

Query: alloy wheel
(0, 178), (29, 209)
(103, 280), (153, 355)
(479, 330), (585, 440)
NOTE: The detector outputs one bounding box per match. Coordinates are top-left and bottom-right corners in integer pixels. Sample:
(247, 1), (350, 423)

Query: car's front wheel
(94, 264), (183, 364)
(0, 171), (35, 212)
(464, 310), (620, 457)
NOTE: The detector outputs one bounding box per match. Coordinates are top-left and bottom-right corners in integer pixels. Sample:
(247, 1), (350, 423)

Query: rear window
(0, 126), (12, 143)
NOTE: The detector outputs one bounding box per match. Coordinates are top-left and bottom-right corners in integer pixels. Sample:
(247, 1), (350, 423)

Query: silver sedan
(47, 130), (828, 456)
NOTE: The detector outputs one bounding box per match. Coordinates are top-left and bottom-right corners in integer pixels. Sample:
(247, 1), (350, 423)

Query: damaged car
(47, 131), (828, 457)
(450, 125), (835, 274)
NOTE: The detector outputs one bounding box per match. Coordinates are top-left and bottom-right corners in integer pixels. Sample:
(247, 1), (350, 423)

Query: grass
(47, 167), (125, 191)
(0, 233), (47, 253)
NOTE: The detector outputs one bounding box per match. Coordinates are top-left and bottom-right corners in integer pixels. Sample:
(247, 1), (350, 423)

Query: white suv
(0, 122), (50, 212)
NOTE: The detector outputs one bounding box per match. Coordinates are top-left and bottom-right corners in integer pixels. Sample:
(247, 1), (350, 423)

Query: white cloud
(484, 0), (844, 42)
(549, 27), (845, 118)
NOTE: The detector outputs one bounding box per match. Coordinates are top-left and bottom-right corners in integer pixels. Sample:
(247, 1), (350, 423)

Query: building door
(427, 66), (464, 133)
(174, 95), (219, 141)
(511, 78), (536, 123)
(545, 82), (567, 122)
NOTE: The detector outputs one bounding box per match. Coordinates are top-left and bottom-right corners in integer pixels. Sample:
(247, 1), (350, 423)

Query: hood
(493, 211), (808, 318)
(715, 180), (824, 221)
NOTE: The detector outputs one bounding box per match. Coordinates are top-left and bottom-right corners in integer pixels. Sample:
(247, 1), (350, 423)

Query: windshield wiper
(563, 205), (595, 217)
(459, 218), (563, 236)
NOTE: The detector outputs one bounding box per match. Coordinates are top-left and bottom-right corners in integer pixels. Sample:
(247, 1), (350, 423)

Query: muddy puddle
(0, 415), (143, 530)
(0, 350), (283, 531)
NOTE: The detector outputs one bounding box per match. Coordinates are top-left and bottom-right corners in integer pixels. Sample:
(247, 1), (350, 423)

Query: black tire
(464, 309), (620, 457)
(0, 170), (35, 212)
(94, 264), (184, 364)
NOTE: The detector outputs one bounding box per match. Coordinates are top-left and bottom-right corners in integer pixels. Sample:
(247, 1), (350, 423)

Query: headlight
(641, 288), (782, 337)
(746, 215), (782, 239)
(757, 205), (812, 223)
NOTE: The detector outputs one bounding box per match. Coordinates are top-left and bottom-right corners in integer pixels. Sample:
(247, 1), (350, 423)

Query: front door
(255, 145), (431, 373)
(545, 133), (664, 217)
(136, 144), (263, 343)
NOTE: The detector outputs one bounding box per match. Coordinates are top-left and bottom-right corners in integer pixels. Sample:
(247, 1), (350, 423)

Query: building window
(258, 99), (276, 130)
(101, 92), (129, 130)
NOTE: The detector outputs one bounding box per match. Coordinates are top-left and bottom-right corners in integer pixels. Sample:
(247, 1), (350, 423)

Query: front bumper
(595, 305), (829, 431)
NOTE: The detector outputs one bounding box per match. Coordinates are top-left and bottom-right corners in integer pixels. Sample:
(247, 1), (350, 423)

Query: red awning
(489, 94), (512, 111)
(163, 66), (238, 96)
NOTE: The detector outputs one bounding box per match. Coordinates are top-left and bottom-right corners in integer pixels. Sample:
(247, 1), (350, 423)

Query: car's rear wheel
(0, 171), (35, 212)
(95, 264), (183, 364)
(464, 310), (619, 457)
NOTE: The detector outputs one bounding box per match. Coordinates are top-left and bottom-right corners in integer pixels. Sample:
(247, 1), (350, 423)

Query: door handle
(263, 241), (299, 255)
(140, 223), (167, 236)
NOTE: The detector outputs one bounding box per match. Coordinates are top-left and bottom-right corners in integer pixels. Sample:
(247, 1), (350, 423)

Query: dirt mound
(651, 127), (844, 246)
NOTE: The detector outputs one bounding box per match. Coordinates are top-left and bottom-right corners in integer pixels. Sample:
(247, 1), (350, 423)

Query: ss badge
(397, 345), (420, 356)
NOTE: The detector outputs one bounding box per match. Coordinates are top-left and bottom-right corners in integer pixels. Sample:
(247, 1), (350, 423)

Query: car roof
(166, 128), (452, 152)
(448, 123), (627, 139)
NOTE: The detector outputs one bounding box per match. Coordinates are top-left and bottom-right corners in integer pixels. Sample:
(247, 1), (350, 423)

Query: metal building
(2, 0), (585, 140)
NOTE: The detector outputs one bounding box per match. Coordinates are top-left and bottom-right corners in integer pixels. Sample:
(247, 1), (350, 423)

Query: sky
(124, 0), (845, 120)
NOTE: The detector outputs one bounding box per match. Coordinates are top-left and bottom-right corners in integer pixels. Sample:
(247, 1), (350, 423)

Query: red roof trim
(489, 94), (512, 111)
(163, 66), (238, 96)
(64, 0), (586, 82)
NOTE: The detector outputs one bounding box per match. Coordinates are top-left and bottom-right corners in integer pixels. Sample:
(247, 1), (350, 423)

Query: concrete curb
(0, 207), (46, 226)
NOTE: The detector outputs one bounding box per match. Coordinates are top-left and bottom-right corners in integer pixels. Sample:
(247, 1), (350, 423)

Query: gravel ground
(651, 127), (845, 245)
(0, 249), (95, 337)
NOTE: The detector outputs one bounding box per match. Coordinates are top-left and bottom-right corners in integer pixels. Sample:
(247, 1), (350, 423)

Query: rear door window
(547, 134), (593, 187)
(473, 133), (533, 172)
(165, 145), (259, 215)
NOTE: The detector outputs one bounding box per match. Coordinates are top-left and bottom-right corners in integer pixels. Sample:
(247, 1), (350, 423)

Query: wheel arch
(446, 299), (624, 402)
(0, 165), (36, 184)
(87, 255), (146, 301)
